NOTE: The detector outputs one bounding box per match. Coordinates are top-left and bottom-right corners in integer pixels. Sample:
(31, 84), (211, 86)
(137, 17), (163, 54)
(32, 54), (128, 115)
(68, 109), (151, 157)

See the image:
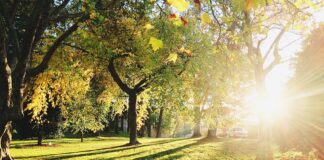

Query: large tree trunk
(156, 107), (164, 138)
(128, 94), (139, 145)
(0, 122), (13, 160)
(192, 107), (202, 137)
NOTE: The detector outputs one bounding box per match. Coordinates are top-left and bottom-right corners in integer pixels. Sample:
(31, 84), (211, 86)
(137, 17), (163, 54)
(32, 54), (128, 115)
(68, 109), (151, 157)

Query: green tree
(0, 1), (92, 158)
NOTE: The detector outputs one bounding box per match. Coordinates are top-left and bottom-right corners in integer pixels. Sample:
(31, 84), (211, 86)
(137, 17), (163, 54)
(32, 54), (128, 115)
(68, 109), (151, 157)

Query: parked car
(228, 127), (248, 138)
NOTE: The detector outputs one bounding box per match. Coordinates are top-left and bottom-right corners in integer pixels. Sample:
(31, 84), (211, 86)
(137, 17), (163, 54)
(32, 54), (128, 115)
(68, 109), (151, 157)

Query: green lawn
(11, 137), (258, 160)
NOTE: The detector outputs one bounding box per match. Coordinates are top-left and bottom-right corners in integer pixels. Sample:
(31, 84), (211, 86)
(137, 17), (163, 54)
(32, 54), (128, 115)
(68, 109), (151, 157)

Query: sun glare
(245, 88), (290, 125)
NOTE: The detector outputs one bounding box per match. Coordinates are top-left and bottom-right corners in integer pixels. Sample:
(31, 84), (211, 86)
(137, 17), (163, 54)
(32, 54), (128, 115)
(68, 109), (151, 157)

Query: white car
(228, 127), (248, 138)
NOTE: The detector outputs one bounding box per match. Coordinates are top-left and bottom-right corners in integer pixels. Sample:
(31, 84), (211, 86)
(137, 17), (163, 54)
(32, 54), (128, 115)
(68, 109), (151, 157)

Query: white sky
(265, 9), (324, 94)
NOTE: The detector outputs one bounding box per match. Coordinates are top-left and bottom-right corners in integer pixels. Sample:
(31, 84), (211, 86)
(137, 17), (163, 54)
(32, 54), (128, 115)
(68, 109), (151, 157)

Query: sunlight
(246, 88), (290, 125)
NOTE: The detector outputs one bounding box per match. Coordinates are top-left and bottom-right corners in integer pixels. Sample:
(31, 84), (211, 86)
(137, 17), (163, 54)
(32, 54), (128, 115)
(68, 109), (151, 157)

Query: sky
(242, 9), (324, 126)
(264, 9), (324, 94)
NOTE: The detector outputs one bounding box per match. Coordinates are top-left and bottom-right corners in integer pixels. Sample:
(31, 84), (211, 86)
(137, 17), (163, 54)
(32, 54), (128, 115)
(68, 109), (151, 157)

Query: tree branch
(27, 15), (88, 78)
(108, 54), (132, 94)
(51, 0), (70, 16)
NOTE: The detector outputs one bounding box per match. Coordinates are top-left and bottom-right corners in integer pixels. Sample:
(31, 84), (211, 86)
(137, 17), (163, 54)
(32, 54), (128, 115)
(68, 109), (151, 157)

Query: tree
(283, 25), (324, 158)
(81, 1), (210, 144)
(0, 1), (90, 159)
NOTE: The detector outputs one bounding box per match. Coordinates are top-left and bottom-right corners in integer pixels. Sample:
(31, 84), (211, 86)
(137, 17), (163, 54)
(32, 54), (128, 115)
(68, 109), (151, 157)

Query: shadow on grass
(15, 138), (188, 160)
(133, 137), (221, 160)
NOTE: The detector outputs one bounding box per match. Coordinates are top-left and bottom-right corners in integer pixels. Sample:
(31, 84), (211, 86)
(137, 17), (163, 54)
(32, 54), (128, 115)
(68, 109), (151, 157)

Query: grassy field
(10, 137), (260, 160)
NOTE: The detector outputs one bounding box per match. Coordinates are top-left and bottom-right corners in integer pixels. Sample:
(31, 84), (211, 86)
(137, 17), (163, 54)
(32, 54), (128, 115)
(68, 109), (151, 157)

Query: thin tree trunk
(37, 125), (43, 146)
(156, 107), (164, 138)
(114, 116), (119, 134)
(146, 109), (152, 137)
(127, 113), (130, 133)
(81, 132), (84, 143)
(207, 128), (217, 138)
(192, 107), (202, 137)
(128, 94), (139, 145)
(146, 120), (152, 137)
(120, 115), (124, 132)
(139, 125), (145, 137)
(0, 122), (13, 160)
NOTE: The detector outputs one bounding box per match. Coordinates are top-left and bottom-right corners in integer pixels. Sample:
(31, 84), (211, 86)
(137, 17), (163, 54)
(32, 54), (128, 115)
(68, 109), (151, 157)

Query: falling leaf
(201, 12), (212, 24)
(149, 37), (163, 51)
(246, 0), (253, 11)
(144, 23), (154, 30)
(179, 47), (192, 57)
(181, 16), (188, 27)
(167, 0), (189, 12)
(194, 0), (201, 9)
(166, 53), (178, 63)
(173, 18), (182, 26)
(168, 13), (177, 20)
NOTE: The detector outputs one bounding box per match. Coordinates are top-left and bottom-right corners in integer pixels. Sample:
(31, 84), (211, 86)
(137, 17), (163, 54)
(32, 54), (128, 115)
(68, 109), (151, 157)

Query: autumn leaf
(167, 0), (189, 12)
(201, 13), (212, 24)
(179, 47), (192, 57)
(173, 18), (182, 26)
(168, 13), (177, 20)
(246, 0), (253, 11)
(181, 16), (188, 27)
(194, 0), (201, 9)
(90, 11), (97, 19)
(149, 37), (163, 51)
(144, 23), (154, 30)
(166, 53), (178, 63)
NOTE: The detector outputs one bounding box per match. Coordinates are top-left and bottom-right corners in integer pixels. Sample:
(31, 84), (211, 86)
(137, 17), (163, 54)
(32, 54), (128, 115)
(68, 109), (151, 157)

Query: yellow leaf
(173, 18), (182, 26)
(90, 11), (97, 19)
(166, 53), (178, 63)
(167, 0), (189, 12)
(144, 23), (154, 30)
(201, 12), (212, 24)
(149, 37), (163, 51)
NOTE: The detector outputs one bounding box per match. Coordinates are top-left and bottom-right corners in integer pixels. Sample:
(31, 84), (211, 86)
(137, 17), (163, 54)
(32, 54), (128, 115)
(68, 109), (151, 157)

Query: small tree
(66, 99), (107, 142)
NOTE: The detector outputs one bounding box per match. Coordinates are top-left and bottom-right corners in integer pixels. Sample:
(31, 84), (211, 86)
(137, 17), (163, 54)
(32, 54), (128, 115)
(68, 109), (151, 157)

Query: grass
(10, 137), (258, 160)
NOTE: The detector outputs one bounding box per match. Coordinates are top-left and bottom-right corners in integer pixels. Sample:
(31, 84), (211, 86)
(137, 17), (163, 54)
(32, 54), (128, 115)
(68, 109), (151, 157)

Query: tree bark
(207, 128), (217, 138)
(146, 108), (152, 137)
(120, 114), (124, 131)
(139, 125), (145, 137)
(80, 132), (84, 143)
(192, 107), (202, 137)
(156, 107), (164, 138)
(0, 122), (13, 160)
(128, 94), (139, 145)
(146, 120), (152, 138)
(37, 125), (43, 146)
(114, 116), (119, 134)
